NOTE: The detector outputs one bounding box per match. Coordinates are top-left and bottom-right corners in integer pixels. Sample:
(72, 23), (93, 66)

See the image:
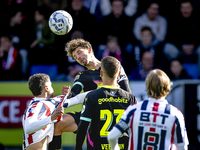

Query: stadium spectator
(177, 41), (199, 79)
(126, 26), (165, 74)
(1, 6), (34, 79)
(37, 0), (68, 12)
(0, 34), (23, 80)
(97, 35), (122, 62)
(108, 69), (189, 150)
(28, 5), (56, 65)
(97, 0), (133, 49)
(129, 51), (155, 80)
(133, 1), (167, 43)
(167, 59), (192, 80)
(100, 0), (138, 17)
(178, 41), (198, 65)
(168, 0), (200, 49)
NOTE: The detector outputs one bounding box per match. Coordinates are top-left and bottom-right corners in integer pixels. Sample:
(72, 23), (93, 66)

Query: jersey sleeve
(65, 91), (91, 108)
(80, 93), (95, 122)
(117, 65), (131, 93)
(70, 72), (85, 97)
(23, 102), (52, 134)
(129, 94), (137, 105)
(174, 109), (189, 149)
(114, 104), (136, 133)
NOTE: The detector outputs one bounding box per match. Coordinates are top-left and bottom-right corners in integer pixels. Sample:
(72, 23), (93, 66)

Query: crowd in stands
(0, 0), (200, 81)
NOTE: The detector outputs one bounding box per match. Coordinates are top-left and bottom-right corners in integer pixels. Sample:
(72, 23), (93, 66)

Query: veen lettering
(101, 144), (124, 150)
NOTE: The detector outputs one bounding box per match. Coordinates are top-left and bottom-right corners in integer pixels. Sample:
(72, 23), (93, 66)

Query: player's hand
(51, 106), (64, 121)
(62, 86), (71, 95)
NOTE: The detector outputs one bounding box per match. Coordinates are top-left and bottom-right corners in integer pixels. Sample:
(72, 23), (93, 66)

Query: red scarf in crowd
(2, 46), (19, 70)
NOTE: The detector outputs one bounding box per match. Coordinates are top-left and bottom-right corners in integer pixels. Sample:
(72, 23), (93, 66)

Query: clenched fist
(62, 86), (71, 95)
(51, 106), (64, 121)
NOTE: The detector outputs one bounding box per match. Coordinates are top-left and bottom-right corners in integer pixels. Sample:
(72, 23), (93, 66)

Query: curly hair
(145, 69), (172, 99)
(28, 73), (50, 96)
(65, 38), (93, 59)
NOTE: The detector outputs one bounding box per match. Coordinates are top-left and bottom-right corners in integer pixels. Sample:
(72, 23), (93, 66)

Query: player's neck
(36, 92), (52, 99)
(102, 78), (118, 87)
(87, 58), (101, 70)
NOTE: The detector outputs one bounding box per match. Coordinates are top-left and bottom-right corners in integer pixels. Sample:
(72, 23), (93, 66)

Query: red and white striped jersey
(22, 95), (64, 150)
(114, 98), (189, 150)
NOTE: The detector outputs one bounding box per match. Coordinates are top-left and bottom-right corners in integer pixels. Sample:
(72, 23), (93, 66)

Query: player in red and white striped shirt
(108, 69), (189, 150)
(22, 73), (88, 150)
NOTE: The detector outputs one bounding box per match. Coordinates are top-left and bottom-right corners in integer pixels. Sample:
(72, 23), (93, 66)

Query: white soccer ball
(49, 10), (73, 35)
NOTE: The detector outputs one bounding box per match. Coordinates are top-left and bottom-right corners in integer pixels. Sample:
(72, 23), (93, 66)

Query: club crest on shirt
(110, 91), (116, 96)
(74, 74), (80, 81)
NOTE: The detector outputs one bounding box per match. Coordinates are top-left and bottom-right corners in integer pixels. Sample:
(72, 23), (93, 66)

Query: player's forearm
(64, 91), (91, 108)
(70, 83), (83, 97)
(107, 127), (122, 150)
(24, 116), (52, 134)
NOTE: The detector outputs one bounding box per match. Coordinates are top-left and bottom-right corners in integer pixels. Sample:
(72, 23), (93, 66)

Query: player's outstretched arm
(63, 91), (91, 108)
(62, 83), (83, 98)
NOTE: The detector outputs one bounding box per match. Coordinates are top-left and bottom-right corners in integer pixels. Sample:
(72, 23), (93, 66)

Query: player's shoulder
(169, 104), (184, 117)
(118, 88), (135, 98)
(74, 71), (85, 81)
(74, 70), (94, 81)
(86, 88), (103, 97)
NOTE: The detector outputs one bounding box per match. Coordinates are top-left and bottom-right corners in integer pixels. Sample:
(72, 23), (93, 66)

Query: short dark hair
(28, 73), (50, 96)
(0, 34), (13, 41)
(141, 26), (152, 33)
(101, 56), (120, 78)
(180, 0), (194, 6)
(147, 0), (160, 9)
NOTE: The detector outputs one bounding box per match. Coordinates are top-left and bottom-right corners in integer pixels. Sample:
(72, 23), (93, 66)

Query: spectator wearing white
(133, 1), (167, 43)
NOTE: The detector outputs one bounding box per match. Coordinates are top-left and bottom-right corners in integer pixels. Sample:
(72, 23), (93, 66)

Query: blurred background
(0, 0), (200, 149)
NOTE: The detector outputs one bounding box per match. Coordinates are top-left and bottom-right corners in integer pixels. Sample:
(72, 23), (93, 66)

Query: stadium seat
(30, 65), (58, 81)
(182, 63), (199, 79)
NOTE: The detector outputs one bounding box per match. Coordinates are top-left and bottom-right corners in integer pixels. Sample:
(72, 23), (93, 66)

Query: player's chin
(79, 61), (87, 67)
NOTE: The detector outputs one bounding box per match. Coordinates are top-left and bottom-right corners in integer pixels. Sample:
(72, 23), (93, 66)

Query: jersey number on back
(100, 109), (124, 137)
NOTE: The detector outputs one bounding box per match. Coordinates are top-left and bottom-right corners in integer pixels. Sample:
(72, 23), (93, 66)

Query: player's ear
(88, 48), (92, 54)
(100, 70), (103, 77)
(44, 85), (48, 92)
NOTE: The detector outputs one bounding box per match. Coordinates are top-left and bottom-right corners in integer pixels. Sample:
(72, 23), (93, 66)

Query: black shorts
(67, 111), (81, 125)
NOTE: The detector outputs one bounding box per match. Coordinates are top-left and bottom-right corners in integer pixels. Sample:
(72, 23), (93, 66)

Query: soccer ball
(49, 10), (73, 35)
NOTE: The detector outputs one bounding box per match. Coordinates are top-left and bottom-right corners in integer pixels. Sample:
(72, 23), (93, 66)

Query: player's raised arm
(117, 65), (131, 93)
(62, 83), (83, 98)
